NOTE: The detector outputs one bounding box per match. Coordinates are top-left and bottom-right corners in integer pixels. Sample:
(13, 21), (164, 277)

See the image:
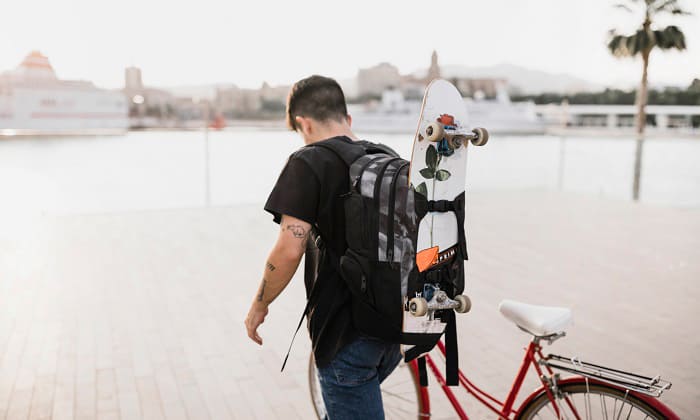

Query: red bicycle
(309, 299), (678, 419)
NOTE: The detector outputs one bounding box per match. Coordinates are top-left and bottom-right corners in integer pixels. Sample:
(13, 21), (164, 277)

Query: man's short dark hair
(286, 75), (348, 131)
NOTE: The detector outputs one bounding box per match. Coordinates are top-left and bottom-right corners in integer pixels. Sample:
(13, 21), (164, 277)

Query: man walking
(244, 75), (401, 419)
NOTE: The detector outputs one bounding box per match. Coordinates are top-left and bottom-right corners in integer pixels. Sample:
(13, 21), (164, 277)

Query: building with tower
(426, 50), (441, 82)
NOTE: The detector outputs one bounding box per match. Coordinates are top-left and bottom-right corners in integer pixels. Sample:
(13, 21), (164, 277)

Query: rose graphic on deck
(414, 143), (451, 248)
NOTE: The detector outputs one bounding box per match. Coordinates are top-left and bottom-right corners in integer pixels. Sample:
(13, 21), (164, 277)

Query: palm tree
(608, 0), (688, 201)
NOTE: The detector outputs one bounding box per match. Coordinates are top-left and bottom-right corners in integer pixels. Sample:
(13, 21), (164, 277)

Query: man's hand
(245, 303), (269, 345)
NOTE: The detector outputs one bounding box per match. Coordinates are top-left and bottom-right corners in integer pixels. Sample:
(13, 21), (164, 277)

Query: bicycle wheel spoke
(615, 392), (629, 420)
(585, 387), (591, 420)
(543, 400), (560, 419)
(600, 394), (608, 420)
(380, 390), (418, 404)
(384, 402), (417, 416)
(561, 391), (583, 420)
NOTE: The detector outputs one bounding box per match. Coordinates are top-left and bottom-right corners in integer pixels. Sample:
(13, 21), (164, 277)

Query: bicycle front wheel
(308, 353), (425, 419)
(517, 379), (677, 420)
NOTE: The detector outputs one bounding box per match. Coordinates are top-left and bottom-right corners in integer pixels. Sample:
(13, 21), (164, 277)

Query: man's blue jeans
(316, 335), (402, 419)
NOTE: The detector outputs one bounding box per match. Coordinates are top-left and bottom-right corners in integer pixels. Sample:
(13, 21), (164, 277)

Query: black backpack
(311, 137), (467, 386)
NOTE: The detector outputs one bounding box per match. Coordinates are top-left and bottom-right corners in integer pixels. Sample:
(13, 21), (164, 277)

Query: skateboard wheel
(425, 122), (444, 142)
(408, 297), (428, 317)
(470, 127), (489, 146)
(447, 135), (465, 150)
(454, 295), (471, 313)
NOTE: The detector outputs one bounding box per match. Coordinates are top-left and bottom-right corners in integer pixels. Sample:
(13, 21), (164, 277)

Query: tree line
(512, 79), (700, 106)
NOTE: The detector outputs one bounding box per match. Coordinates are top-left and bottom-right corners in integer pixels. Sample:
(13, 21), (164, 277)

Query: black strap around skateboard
(403, 312), (459, 387)
(415, 191), (468, 261)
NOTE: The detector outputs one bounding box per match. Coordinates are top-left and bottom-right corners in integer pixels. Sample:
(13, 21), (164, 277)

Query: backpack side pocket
(338, 248), (374, 305)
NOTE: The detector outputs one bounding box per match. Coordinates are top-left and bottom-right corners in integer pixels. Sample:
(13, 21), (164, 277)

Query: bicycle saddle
(498, 299), (572, 337)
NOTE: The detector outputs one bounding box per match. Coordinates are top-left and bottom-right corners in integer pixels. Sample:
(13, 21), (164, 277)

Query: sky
(2, 0), (698, 90)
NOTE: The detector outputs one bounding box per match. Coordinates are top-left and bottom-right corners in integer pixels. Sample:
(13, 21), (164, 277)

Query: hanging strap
(417, 356), (428, 387)
(404, 343), (434, 362)
(451, 192), (468, 261)
(445, 310), (459, 386)
(280, 299), (311, 372)
(281, 228), (326, 372)
(404, 315), (458, 386)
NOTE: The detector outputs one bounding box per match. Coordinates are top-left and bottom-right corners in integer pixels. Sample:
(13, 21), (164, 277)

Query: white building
(0, 51), (128, 135)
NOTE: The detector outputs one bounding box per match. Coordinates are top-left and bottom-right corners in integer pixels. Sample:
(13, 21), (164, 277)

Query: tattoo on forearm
(257, 279), (267, 302)
(286, 224), (307, 239)
(266, 262), (276, 271)
(285, 224), (310, 250)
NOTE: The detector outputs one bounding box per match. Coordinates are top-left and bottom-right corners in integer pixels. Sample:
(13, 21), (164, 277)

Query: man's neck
(304, 121), (359, 145)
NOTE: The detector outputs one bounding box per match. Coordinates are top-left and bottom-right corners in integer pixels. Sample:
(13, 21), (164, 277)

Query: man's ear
(295, 116), (312, 135)
(346, 114), (352, 127)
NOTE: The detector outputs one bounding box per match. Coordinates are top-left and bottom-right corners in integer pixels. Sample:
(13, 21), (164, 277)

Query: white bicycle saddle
(498, 299), (572, 337)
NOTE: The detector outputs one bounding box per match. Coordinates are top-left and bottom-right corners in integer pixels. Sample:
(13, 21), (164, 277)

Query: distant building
(122, 66), (176, 123)
(0, 51), (127, 134)
(357, 62), (401, 98)
(124, 67), (143, 92)
(215, 86), (262, 118)
(426, 50), (441, 82)
(214, 82), (290, 118)
(362, 51), (508, 101)
(260, 82), (290, 103)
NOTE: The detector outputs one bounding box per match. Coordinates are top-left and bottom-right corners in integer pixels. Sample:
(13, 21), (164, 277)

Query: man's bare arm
(245, 215), (312, 345)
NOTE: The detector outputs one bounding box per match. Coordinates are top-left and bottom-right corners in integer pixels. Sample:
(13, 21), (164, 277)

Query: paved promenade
(0, 191), (697, 419)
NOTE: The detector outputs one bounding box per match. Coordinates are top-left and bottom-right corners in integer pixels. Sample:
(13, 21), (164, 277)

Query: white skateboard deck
(408, 79), (470, 271)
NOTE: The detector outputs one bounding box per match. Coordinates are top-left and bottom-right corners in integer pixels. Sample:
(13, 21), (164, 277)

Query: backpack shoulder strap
(365, 142), (399, 158)
(311, 138), (367, 167)
(311, 138), (400, 167)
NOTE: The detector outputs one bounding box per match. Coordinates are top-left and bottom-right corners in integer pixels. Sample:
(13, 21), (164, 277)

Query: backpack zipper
(386, 162), (410, 263)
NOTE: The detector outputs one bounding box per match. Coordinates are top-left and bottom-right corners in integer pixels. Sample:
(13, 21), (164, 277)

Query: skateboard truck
(424, 120), (489, 149)
(408, 284), (471, 317)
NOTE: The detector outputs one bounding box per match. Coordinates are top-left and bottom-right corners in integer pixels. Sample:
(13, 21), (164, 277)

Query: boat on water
(348, 87), (545, 135)
(0, 51), (128, 136)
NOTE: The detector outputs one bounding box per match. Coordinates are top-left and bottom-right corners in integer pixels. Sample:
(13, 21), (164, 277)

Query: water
(0, 129), (698, 216)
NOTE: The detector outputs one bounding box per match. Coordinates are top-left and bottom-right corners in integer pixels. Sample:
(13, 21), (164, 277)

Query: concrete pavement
(0, 190), (697, 419)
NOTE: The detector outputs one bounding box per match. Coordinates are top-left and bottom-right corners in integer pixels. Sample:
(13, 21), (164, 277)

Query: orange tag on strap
(416, 247), (439, 272)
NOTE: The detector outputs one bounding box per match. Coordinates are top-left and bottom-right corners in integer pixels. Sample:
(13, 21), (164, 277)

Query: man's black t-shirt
(264, 135), (360, 367)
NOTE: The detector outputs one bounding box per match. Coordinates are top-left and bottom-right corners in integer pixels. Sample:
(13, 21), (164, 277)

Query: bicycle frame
(411, 338), (679, 420)
(411, 339), (566, 420)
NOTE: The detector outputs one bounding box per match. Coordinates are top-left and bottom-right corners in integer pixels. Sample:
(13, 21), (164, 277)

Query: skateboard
(405, 79), (488, 322)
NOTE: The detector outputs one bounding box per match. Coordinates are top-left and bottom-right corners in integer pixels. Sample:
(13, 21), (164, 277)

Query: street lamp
(131, 94), (145, 127)
(194, 97), (211, 207)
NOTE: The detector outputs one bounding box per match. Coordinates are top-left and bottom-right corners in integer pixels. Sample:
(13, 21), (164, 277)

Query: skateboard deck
(409, 79), (484, 272)
(402, 79), (486, 337)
